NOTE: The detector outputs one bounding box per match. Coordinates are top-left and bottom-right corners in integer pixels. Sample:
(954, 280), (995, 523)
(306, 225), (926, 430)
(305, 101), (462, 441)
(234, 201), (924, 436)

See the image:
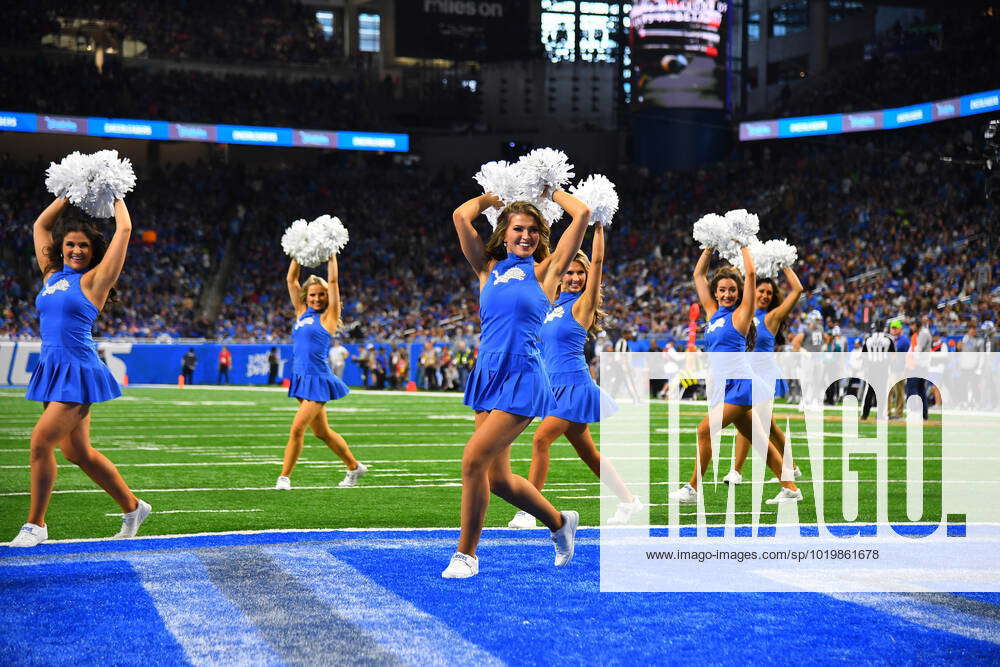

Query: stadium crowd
(2, 115), (996, 353)
(7, 0), (338, 65)
(774, 12), (999, 117)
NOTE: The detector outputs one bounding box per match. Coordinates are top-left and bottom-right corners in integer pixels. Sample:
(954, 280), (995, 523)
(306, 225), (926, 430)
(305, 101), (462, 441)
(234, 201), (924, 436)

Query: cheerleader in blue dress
(10, 197), (150, 547)
(275, 257), (366, 491)
(724, 267), (805, 485)
(506, 224), (643, 530)
(669, 247), (802, 506)
(442, 192), (591, 579)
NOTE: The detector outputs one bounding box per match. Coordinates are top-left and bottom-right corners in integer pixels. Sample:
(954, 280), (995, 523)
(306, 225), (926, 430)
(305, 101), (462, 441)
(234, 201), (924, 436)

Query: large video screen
(629, 0), (729, 110)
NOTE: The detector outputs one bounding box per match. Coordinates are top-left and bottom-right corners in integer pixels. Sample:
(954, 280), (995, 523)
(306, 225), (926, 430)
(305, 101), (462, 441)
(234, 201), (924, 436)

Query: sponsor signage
(739, 87), (1000, 141)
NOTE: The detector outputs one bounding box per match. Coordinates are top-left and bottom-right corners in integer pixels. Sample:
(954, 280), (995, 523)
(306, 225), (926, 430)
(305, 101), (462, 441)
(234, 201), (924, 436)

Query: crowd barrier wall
(0, 341), (392, 387)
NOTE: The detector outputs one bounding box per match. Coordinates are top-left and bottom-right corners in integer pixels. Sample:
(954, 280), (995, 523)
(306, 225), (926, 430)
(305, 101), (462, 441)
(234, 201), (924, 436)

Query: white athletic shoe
(441, 552), (479, 578)
(606, 496), (644, 525)
(339, 462), (368, 488)
(9, 523), (47, 547)
(669, 484), (698, 504)
(765, 488), (804, 505)
(508, 510), (538, 529)
(275, 476), (291, 490)
(551, 510), (579, 566)
(114, 499), (151, 539)
(793, 465), (803, 479)
(722, 470), (743, 485)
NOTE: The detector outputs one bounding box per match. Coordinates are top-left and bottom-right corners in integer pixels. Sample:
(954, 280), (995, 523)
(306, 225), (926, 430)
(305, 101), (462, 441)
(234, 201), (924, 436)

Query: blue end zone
(1, 530), (997, 663)
(0, 560), (187, 665)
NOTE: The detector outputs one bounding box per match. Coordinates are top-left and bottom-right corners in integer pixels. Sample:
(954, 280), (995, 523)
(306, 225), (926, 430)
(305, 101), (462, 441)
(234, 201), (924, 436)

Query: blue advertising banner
(740, 87), (1000, 141)
(0, 112), (409, 153)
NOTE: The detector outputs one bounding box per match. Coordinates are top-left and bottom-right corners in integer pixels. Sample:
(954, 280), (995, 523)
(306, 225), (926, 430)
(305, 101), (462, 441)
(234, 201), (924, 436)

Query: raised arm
(33, 197), (68, 277)
(693, 248), (716, 319)
(321, 254), (342, 333)
(539, 190), (591, 293)
(765, 265), (804, 331)
(286, 258), (305, 314)
(81, 199), (132, 311)
(453, 194), (500, 279)
(732, 246), (756, 334)
(574, 223), (604, 328)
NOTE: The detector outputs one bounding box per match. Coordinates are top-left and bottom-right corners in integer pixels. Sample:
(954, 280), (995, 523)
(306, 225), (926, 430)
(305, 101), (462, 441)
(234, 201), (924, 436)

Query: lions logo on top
(706, 317), (726, 334)
(293, 316), (314, 330)
(544, 305), (565, 324)
(492, 266), (526, 285)
(41, 279), (70, 297)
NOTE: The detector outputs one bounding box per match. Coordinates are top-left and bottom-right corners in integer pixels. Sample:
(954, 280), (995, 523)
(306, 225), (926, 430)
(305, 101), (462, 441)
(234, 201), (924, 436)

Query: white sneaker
(508, 510), (538, 529)
(722, 470), (742, 485)
(441, 552), (479, 578)
(275, 476), (291, 490)
(551, 510), (579, 566)
(669, 484), (698, 504)
(793, 465), (803, 479)
(338, 463), (368, 488)
(9, 523), (47, 547)
(765, 488), (804, 504)
(114, 499), (151, 539)
(606, 496), (644, 525)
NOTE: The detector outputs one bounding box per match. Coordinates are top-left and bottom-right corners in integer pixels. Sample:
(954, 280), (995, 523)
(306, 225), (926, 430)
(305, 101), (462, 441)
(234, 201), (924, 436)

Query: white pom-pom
(474, 160), (526, 204)
(308, 214), (349, 262)
(516, 148), (574, 199)
(45, 150), (136, 218)
(473, 148), (576, 228)
(693, 213), (733, 251)
(722, 209), (759, 245)
(570, 174), (619, 226)
(281, 218), (312, 263)
(484, 206), (501, 231)
(536, 197), (564, 226)
(750, 238), (798, 279)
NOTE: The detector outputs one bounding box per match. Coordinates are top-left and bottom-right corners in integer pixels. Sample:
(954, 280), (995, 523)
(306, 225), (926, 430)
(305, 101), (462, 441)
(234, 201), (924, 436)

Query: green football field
(0, 386), (945, 541)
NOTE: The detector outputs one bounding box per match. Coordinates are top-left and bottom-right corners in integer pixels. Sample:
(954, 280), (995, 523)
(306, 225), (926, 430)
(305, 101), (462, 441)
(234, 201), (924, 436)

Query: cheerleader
(442, 191), (590, 578)
(507, 223), (642, 529)
(669, 247), (802, 505)
(10, 197), (149, 547)
(275, 257), (366, 490)
(723, 267), (804, 485)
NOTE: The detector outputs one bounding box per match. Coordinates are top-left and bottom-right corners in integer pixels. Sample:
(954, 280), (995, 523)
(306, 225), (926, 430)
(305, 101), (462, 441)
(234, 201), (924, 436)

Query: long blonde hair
(484, 201), (551, 263)
(558, 250), (606, 339)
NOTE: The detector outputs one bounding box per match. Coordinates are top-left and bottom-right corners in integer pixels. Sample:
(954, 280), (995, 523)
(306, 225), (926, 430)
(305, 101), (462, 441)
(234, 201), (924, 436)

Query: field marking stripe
(0, 455), (992, 470)
(3, 477), (999, 498)
(104, 509), (264, 516)
(268, 545), (503, 665)
(126, 551), (284, 664)
(830, 592), (1000, 645)
(199, 546), (403, 665)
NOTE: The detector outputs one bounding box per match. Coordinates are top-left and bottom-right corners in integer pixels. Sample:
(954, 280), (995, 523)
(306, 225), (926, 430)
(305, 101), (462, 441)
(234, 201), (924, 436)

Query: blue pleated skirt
(546, 369), (619, 423)
(288, 371), (350, 402)
(708, 378), (754, 407)
(464, 350), (557, 418)
(25, 345), (121, 404)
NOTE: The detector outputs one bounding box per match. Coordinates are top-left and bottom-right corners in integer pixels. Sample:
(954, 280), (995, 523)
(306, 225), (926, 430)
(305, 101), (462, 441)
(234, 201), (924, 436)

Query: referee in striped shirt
(860, 322), (895, 420)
